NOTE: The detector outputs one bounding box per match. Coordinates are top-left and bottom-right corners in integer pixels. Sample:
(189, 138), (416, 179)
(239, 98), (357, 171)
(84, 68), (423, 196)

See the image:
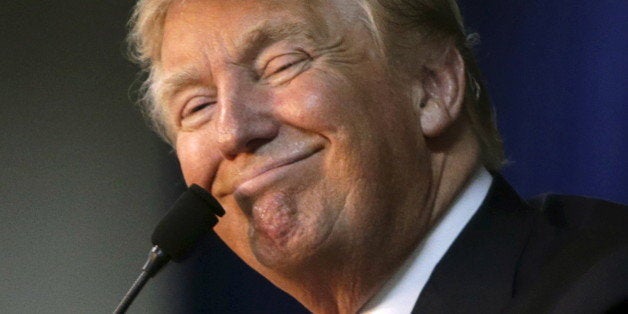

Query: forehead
(163, 0), (338, 42)
(156, 0), (367, 95)
(160, 0), (362, 56)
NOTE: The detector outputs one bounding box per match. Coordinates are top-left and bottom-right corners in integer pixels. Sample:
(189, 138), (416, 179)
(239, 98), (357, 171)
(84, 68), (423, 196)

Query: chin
(248, 204), (339, 271)
(249, 227), (319, 270)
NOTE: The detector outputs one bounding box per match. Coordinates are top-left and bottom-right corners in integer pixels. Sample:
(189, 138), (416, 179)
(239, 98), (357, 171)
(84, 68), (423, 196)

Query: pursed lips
(230, 145), (324, 197)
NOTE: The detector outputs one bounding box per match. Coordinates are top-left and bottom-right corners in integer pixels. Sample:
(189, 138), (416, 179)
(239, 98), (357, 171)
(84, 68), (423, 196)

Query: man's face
(159, 0), (432, 278)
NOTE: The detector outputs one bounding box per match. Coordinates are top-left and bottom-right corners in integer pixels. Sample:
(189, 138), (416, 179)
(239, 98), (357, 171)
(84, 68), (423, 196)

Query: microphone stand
(113, 184), (223, 313)
(114, 246), (169, 313)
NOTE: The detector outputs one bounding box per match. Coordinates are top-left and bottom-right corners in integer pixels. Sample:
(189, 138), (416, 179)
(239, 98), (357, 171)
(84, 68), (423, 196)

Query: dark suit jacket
(412, 174), (627, 314)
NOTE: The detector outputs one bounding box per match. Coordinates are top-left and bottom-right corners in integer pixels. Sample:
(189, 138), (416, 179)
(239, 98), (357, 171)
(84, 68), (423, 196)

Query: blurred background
(0, 0), (625, 313)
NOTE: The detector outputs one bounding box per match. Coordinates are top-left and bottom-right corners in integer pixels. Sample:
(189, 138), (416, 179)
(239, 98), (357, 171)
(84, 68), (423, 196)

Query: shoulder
(528, 194), (627, 235)
(508, 194), (628, 313)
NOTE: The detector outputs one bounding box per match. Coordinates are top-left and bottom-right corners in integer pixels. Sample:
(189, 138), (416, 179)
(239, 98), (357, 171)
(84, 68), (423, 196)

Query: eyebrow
(155, 65), (203, 106)
(235, 21), (317, 62)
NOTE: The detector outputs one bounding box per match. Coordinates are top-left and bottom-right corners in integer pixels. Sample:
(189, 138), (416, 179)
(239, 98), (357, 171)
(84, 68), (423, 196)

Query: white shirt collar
(360, 167), (493, 314)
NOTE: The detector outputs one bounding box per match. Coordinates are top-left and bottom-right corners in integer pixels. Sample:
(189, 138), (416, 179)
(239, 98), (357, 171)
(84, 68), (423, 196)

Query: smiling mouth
(234, 147), (323, 197)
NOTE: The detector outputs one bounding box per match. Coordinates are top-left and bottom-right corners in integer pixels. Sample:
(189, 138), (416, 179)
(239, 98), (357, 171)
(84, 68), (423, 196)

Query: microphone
(114, 184), (225, 313)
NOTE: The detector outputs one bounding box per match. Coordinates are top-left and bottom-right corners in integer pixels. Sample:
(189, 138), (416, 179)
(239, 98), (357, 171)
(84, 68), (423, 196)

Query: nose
(214, 84), (279, 159)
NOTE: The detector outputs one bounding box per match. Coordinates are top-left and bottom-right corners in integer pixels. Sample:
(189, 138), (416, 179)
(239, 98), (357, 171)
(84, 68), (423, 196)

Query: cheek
(175, 133), (221, 187)
(274, 73), (363, 134)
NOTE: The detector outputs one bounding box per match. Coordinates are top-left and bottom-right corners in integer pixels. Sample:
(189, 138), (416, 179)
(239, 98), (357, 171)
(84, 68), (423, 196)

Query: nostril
(215, 117), (279, 158)
(246, 138), (273, 152)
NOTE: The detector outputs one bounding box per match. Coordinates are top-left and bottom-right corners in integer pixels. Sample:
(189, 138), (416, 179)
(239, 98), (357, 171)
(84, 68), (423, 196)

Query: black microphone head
(151, 184), (224, 262)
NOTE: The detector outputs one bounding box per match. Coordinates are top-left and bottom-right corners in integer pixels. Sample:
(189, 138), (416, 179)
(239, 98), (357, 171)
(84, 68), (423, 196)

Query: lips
(232, 145), (323, 197)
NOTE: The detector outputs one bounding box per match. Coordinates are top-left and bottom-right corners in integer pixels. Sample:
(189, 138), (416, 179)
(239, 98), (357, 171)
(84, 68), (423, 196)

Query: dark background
(1, 1), (625, 313)
(464, 1), (627, 204)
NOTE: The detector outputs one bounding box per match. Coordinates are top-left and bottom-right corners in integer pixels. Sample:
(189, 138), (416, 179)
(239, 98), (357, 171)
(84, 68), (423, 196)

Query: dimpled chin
(252, 194), (296, 243)
(248, 192), (329, 268)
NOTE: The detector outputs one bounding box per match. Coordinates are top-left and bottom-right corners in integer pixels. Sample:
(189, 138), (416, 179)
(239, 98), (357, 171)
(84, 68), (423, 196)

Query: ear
(417, 45), (466, 138)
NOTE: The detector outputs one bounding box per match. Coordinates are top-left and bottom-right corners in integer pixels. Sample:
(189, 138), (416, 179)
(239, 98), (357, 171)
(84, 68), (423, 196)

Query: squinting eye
(189, 103), (211, 114)
(262, 52), (310, 79)
(274, 61), (298, 73)
(180, 98), (215, 129)
(181, 96), (215, 123)
(180, 97), (216, 129)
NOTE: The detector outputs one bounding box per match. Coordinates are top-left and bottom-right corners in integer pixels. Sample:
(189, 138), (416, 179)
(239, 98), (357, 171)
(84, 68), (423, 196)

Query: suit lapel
(412, 175), (535, 313)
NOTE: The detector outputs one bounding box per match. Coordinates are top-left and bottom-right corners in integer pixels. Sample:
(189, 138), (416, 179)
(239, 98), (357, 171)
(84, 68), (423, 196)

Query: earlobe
(418, 45), (466, 138)
(420, 99), (453, 137)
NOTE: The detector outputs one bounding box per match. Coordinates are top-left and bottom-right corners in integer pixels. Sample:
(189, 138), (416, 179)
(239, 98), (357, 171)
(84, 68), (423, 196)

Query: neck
(267, 243), (401, 313)
(424, 118), (482, 227)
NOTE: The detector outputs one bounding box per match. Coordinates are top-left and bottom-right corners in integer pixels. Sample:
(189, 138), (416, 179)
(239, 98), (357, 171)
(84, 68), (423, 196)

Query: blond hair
(127, 0), (504, 170)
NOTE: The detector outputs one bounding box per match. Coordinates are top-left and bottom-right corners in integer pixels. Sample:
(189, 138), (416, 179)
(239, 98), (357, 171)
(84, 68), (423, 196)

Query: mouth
(234, 146), (323, 198)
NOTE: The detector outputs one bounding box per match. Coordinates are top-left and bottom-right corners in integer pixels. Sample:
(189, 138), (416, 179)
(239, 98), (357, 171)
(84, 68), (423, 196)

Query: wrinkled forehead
(163, 1), (313, 59)
(155, 0), (375, 83)
(161, 0), (364, 52)
(155, 0), (367, 84)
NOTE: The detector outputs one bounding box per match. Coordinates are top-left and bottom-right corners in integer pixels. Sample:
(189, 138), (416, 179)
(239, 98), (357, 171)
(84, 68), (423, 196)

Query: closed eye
(179, 96), (216, 129)
(262, 51), (311, 81)
(274, 60), (299, 74)
(181, 95), (216, 118)
(189, 103), (213, 114)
